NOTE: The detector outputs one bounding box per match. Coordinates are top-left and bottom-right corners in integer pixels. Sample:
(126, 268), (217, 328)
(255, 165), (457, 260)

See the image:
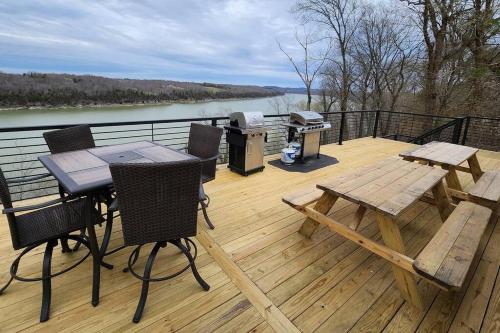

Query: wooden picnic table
(284, 157), (453, 309)
(399, 141), (484, 193)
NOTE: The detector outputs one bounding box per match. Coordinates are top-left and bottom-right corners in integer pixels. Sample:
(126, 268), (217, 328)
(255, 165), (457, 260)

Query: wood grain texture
(2, 137), (498, 332)
(413, 201), (492, 289)
(318, 158), (447, 217)
(298, 192), (338, 238)
(469, 170), (500, 205)
(400, 141), (479, 166)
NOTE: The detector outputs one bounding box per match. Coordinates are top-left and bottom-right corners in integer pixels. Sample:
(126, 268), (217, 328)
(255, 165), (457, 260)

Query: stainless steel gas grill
(284, 111), (332, 161)
(224, 112), (268, 176)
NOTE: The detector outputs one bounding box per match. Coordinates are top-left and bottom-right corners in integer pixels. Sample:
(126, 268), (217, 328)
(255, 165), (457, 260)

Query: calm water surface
(0, 94), (308, 128)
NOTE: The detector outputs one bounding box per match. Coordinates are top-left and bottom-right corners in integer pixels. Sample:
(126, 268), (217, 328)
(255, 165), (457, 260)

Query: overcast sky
(0, 0), (310, 87)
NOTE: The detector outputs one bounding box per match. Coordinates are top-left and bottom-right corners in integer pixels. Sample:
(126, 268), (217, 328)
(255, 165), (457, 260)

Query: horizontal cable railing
(461, 116), (500, 152)
(0, 110), (498, 201)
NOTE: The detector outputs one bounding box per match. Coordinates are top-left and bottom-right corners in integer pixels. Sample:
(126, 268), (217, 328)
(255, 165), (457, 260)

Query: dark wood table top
(39, 141), (197, 195)
(399, 141), (478, 166)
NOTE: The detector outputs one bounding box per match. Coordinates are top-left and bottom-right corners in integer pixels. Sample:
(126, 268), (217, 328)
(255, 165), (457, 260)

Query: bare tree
(351, 40), (374, 111)
(278, 27), (331, 110)
(318, 68), (339, 112)
(462, 0), (499, 115)
(295, 0), (362, 112)
(402, 0), (468, 115)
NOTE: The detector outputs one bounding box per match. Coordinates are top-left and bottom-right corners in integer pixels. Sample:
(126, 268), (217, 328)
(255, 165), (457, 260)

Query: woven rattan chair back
(110, 161), (201, 246)
(43, 124), (96, 154)
(187, 123), (223, 159)
(0, 168), (19, 249)
(187, 123), (222, 182)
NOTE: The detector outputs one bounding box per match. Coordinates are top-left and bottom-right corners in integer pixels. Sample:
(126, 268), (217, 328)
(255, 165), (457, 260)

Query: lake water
(0, 93), (312, 200)
(0, 93), (308, 128)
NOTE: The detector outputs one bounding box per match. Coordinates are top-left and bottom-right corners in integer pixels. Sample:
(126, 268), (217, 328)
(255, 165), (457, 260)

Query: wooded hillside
(0, 72), (283, 108)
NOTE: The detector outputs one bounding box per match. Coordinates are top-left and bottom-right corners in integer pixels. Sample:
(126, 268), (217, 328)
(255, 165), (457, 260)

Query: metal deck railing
(1, 110), (498, 201)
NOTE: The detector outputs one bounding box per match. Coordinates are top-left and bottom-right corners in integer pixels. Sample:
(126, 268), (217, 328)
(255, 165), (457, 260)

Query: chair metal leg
(123, 245), (141, 273)
(200, 200), (215, 230)
(60, 238), (72, 253)
(177, 240), (210, 291)
(133, 242), (162, 323)
(71, 228), (86, 251)
(0, 244), (37, 295)
(40, 240), (55, 322)
(98, 211), (114, 270)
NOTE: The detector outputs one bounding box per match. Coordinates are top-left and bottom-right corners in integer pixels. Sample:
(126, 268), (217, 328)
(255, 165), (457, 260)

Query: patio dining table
(285, 157), (453, 309)
(399, 141), (484, 193)
(38, 140), (199, 304)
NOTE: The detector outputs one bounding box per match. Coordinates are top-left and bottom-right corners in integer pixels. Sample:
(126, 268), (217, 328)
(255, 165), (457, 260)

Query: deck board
(0, 137), (499, 332)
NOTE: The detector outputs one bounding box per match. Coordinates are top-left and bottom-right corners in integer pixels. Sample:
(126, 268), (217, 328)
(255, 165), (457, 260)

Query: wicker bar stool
(109, 161), (210, 323)
(187, 123), (223, 229)
(0, 168), (103, 322)
(43, 125), (117, 264)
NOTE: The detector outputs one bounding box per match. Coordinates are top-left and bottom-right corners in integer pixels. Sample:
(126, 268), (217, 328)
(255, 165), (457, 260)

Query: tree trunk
(423, 59), (439, 115)
(306, 86), (312, 111)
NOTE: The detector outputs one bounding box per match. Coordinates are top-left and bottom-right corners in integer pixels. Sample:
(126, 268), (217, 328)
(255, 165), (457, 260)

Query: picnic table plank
(400, 142), (478, 166)
(317, 158), (408, 199)
(376, 167), (448, 217)
(347, 162), (421, 207)
(413, 201), (492, 289)
(469, 170), (500, 205)
(317, 157), (401, 192)
(319, 159), (448, 217)
(282, 188), (324, 209)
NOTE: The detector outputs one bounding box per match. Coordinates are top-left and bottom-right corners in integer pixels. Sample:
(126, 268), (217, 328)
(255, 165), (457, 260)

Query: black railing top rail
(408, 118), (460, 144)
(468, 115), (500, 121)
(1, 110), (470, 133)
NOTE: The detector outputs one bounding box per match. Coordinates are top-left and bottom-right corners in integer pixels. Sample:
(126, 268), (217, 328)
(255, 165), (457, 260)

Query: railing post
(358, 112), (364, 138)
(338, 112), (346, 145)
(461, 116), (470, 145)
(452, 117), (464, 144)
(211, 119), (217, 127)
(151, 123), (154, 142)
(373, 110), (380, 138)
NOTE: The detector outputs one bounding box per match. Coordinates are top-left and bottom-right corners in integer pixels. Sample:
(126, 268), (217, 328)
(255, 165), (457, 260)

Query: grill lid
(229, 112), (265, 129)
(290, 111), (324, 126)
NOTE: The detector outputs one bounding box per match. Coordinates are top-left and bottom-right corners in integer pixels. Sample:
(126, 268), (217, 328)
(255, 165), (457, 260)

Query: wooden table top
(399, 141), (478, 166)
(317, 157), (448, 217)
(39, 141), (196, 195)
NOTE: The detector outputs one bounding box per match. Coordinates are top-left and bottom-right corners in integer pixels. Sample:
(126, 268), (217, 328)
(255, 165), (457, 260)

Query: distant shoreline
(0, 72), (300, 111)
(0, 94), (289, 112)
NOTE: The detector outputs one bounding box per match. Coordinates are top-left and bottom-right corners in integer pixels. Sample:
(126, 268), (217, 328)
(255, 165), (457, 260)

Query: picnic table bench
(283, 156), (493, 309)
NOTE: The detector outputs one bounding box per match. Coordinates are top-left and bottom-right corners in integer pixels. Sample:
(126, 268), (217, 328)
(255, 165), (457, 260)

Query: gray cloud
(0, 0), (305, 86)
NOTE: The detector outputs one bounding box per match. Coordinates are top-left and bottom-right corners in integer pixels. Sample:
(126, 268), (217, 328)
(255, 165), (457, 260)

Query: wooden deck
(0, 137), (499, 332)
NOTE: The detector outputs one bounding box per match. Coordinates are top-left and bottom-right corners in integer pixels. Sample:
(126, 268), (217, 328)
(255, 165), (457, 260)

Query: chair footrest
(413, 201), (492, 290)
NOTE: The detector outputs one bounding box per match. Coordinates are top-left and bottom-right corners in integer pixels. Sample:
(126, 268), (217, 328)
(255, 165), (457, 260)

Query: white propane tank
(281, 148), (295, 165)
